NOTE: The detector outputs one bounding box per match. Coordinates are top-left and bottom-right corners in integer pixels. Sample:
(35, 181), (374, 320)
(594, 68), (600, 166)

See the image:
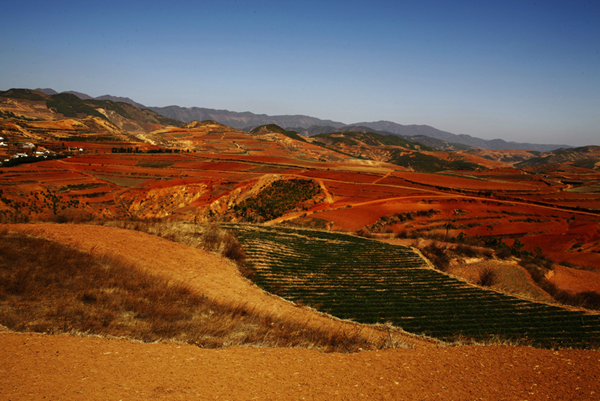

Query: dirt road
(2, 332), (599, 400)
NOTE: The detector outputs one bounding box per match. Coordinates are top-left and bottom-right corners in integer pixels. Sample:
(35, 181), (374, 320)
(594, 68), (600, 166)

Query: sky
(1, 0), (599, 146)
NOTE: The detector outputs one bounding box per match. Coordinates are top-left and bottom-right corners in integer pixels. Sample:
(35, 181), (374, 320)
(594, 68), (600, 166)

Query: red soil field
(401, 171), (550, 191)
(2, 152), (599, 271)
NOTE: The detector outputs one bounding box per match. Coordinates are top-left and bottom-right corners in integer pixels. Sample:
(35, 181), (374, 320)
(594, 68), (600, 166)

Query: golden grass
(0, 228), (380, 352)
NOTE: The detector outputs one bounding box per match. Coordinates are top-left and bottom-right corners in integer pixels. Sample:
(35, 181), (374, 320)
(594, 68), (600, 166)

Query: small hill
(250, 124), (307, 143)
(516, 146), (600, 170)
(0, 89), (185, 150)
(144, 122), (355, 163)
(311, 131), (485, 172)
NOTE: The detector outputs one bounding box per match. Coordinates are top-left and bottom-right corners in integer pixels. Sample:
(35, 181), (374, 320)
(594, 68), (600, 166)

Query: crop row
(226, 224), (600, 348)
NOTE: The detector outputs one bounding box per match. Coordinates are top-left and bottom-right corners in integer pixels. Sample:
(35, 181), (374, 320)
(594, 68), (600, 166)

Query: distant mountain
(34, 88), (58, 95)
(147, 105), (346, 131)
(35, 88), (146, 109)
(350, 121), (570, 152)
(64, 91), (94, 100)
(290, 125), (470, 151)
(30, 88), (573, 152)
(94, 95), (146, 109)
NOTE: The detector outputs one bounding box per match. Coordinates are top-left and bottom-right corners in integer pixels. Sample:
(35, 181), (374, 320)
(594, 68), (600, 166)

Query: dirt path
(2, 332), (599, 400)
(2, 223), (600, 400)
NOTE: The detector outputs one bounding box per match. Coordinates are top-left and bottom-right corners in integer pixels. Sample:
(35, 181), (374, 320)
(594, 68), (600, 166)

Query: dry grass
(103, 220), (256, 280)
(0, 229), (376, 352)
(476, 267), (497, 287)
(419, 241), (451, 271)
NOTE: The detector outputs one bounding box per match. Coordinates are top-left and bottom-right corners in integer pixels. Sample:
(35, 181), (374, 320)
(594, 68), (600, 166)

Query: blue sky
(1, 0), (599, 146)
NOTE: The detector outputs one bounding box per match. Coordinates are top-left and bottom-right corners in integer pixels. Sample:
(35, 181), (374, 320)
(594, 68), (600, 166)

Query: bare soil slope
(2, 223), (600, 400)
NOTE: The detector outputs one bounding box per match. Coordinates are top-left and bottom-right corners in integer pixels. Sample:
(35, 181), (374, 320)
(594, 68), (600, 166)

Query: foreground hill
(1, 223), (599, 401)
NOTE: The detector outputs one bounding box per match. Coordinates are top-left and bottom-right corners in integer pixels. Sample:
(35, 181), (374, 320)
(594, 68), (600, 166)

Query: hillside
(147, 105), (347, 130)
(150, 104), (571, 151)
(21, 88), (576, 151)
(516, 146), (600, 171)
(0, 89), (183, 136)
(350, 121), (571, 152)
(311, 131), (493, 172)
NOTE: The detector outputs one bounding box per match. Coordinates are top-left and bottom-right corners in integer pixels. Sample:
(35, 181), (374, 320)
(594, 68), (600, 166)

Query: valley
(1, 88), (600, 400)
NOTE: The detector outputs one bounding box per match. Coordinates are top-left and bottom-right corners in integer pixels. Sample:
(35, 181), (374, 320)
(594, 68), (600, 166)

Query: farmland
(229, 224), (600, 349)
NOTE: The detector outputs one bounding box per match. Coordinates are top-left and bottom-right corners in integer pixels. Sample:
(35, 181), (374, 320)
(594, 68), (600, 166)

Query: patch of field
(231, 225), (600, 348)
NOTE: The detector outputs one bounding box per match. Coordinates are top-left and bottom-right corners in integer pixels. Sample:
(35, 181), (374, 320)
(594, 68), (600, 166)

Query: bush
(396, 230), (410, 239)
(222, 232), (246, 264)
(495, 246), (513, 260)
(356, 227), (375, 238)
(202, 223), (222, 252)
(422, 241), (450, 271)
(453, 243), (481, 258)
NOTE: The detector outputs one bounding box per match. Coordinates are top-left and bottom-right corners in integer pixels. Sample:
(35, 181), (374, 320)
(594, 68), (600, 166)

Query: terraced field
(228, 224), (600, 349)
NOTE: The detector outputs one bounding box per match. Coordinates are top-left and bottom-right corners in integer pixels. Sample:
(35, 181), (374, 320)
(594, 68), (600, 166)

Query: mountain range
(33, 88), (570, 152)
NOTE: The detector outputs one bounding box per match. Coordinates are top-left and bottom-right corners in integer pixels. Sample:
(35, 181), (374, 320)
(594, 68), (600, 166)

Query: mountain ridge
(29, 88), (571, 152)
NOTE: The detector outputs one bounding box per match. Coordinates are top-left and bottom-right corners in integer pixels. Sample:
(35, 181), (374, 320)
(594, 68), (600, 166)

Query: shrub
(422, 241), (450, 271)
(453, 243), (481, 258)
(396, 230), (410, 239)
(356, 227), (375, 238)
(202, 223), (222, 252)
(495, 246), (513, 260)
(222, 232), (246, 265)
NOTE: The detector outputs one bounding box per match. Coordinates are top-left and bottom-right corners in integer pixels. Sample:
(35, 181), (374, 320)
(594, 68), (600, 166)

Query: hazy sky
(1, 0), (599, 146)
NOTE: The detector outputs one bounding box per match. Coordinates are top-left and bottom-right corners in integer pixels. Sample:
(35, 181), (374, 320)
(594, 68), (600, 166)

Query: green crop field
(226, 224), (600, 349)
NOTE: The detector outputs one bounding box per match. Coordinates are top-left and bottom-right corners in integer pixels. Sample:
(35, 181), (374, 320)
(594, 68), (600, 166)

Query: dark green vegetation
(0, 154), (67, 167)
(230, 225), (600, 349)
(0, 88), (46, 101)
(233, 179), (322, 222)
(46, 93), (106, 119)
(389, 152), (481, 172)
(0, 228), (372, 352)
(314, 131), (434, 151)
